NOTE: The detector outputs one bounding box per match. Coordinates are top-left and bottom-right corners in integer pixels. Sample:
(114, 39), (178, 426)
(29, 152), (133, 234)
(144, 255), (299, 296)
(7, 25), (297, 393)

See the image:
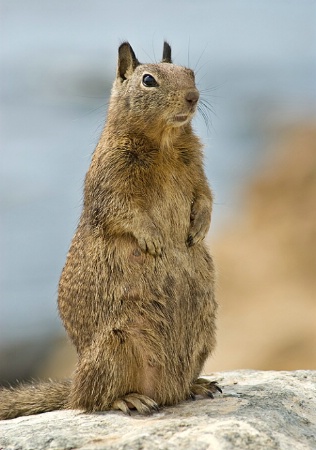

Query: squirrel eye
(142, 74), (158, 87)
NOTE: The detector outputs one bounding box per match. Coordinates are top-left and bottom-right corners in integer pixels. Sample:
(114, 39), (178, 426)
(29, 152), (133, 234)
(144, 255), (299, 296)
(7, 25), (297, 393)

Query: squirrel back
(0, 42), (219, 420)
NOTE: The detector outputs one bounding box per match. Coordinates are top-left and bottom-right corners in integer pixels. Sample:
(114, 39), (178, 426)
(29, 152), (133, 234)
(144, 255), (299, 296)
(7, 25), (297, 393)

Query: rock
(0, 371), (315, 449)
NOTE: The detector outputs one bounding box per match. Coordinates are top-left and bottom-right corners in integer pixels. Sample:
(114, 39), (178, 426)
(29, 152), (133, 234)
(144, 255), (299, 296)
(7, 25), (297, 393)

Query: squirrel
(0, 42), (220, 420)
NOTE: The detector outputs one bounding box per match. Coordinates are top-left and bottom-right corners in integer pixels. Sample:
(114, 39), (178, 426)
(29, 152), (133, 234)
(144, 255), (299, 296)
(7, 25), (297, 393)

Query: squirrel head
(109, 42), (199, 144)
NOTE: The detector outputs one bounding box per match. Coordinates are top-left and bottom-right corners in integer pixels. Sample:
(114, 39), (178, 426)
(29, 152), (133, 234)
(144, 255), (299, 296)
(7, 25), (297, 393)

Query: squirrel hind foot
(112, 393), (159, 415)
(190, 378), (222, 399)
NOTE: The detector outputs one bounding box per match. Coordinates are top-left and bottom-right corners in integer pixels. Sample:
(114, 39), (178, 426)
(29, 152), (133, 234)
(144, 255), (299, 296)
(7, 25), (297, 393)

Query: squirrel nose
(185, 90), (199, 106)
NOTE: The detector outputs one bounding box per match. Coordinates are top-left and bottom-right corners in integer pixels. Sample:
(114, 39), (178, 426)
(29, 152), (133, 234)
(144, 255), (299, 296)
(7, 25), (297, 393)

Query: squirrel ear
(161, 41), (172, 63)
(117, 42), (140, 81)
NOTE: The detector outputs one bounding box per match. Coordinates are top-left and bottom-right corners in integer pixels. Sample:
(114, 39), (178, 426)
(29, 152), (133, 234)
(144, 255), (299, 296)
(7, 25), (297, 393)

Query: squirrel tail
(0, 379), (71, 420)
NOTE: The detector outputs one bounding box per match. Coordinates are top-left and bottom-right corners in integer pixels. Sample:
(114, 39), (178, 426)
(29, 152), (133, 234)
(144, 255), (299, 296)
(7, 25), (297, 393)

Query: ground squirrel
(0, 42), (220, 420)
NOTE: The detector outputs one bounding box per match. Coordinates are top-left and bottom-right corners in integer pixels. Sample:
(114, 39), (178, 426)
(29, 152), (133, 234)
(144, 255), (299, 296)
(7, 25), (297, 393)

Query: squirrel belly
(0, 42), (219, 420)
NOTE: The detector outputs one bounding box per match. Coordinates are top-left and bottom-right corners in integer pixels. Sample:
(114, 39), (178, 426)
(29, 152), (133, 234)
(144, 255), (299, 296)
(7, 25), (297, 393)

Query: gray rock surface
(0, 370), (315, 450)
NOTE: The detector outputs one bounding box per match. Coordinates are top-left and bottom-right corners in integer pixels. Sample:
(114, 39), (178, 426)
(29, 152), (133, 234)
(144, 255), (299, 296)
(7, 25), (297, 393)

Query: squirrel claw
(137, 235), (163, 257)
(112, 399), (131, 415)
(187, 225), (206, 247)
(112, 393), (159, 415)
(214, 384), (223, 394)
(187, 234), (194, 247)
(190, 378), (222, 398)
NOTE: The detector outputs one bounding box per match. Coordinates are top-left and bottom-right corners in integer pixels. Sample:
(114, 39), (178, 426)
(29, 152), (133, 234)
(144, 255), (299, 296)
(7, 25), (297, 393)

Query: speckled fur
(0, 42), (218, 420)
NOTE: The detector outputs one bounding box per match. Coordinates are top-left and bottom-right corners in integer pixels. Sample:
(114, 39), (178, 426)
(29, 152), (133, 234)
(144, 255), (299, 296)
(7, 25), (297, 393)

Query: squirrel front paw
(134, 223), (163, 256)
(187, 197), (212, 246)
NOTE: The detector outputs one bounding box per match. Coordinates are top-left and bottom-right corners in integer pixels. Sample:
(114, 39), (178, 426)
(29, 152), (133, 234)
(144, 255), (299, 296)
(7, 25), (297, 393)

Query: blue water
(1, 0), (315, 345)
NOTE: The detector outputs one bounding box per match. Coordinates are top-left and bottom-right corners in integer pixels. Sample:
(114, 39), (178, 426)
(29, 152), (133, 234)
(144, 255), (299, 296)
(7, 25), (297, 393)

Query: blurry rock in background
(0, 335), (77, 386)
(206, 122), (316, 372)
(35, 336), (77, 380)
(0, 335), (76, 386)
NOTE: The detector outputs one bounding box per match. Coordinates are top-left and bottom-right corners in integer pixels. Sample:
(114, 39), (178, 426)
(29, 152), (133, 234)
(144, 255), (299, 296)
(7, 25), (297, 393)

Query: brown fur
(0, 42), (219, 420)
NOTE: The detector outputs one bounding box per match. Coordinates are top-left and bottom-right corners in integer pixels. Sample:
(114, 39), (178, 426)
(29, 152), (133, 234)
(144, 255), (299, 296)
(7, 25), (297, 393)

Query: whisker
(197, 96), (217, 134)
(195, 60), (211, 79)
(193, 42), (208, 73)
(187, 36), (191, 68)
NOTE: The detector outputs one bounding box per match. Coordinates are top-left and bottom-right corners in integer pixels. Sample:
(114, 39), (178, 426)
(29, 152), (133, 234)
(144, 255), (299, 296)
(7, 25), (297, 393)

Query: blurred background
(1, 0), (315, 384)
